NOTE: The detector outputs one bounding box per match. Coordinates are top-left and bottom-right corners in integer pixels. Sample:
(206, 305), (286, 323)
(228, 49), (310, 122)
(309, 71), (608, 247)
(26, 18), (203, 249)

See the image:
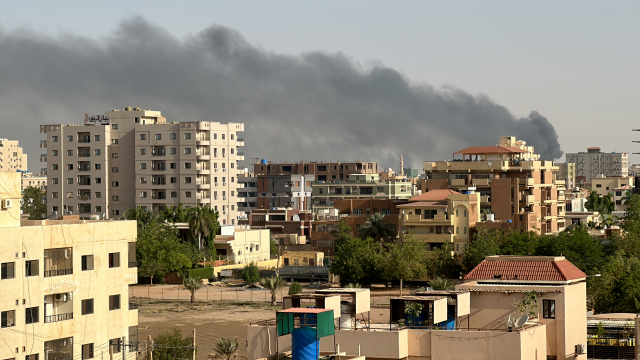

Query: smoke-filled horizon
(0, 17), (563, 172)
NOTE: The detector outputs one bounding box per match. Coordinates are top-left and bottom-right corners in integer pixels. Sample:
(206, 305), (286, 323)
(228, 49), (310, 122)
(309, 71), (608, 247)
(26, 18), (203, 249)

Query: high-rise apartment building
(556, 162), (576, 190)
(424, 136), (566, 234)
(0, 139), (28, 172)
(0, 172), (138, 358)
(253, 160), (378, 181)
(40, 108), (244, 224)
(565, 147), (628, 184)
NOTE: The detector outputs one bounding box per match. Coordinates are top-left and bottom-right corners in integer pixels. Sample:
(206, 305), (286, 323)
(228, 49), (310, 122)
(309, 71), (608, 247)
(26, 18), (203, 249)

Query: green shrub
(288, 281), (303, 295)
(185, 267), (214, 280)
(241, 262), (260, 285)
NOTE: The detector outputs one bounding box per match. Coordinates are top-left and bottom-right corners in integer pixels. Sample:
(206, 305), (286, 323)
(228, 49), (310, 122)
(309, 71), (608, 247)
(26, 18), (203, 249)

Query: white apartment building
(40, 108), (245, 224)
(0, 172), (138, 358)
(565, 147), (628, 184)
(215, 226), (270, 264)
(21, 173), (47, 192)
(0, 139), (27, 172)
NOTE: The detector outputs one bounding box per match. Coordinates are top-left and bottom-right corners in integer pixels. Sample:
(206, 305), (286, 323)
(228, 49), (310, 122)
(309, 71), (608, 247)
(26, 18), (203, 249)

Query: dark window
(109, 338), (121, 353)
(82, 299), (94, 315)
(82, 343), (94, 359)
(25, 260), (39, 277)
(109, 295), (121, 310)
(82, 255), (94, 271)
(25, 355), (39, 360)
(1, 262), (15, 279)
(25, 307), (38, 324)
(543, 299), (555, 319)
(1, 310), (15, 328)
(109, 253), (120, 268)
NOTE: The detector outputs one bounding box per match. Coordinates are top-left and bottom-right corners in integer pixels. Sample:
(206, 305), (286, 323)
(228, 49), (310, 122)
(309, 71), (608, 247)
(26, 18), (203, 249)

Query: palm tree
(183, 277), (203, 303)
(429, 276), (455, 290)
(260, 276), (287, 306)
(163, 202), (188, 223)
(209, 338), (239, 360)
(188, 207), (215, 250)
(623, 191), (634, 206)
(124, 206), (160, 228)
(359, 213), (396, 244)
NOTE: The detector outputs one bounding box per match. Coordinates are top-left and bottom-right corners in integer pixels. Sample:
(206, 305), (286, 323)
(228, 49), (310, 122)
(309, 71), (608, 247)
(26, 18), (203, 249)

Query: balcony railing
(45, 312), (73, 323)
(129, 303), (139, 310)
(129, 261), (138, 268)
(237, 138), (244, 142)
(44, 268), (73, 277)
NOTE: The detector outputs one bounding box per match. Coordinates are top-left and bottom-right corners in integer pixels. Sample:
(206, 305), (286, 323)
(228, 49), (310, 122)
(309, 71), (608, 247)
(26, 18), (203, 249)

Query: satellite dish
(514, 315), (529, 328)
(292, 214), (300, 221)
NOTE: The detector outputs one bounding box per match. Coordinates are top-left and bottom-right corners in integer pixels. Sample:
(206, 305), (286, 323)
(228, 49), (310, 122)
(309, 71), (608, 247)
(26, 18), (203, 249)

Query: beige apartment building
(424, 136), (566, 234)
(557, 162), (576, 190)
(40, 108), (244, 224)
(0, 139), (28, 172)
(592, 176), (635, 212)
(0, 172), (138, 358)
(566, 147), (628, 184)
(254, 160), (378, 181)
(21, 173), (47, 192)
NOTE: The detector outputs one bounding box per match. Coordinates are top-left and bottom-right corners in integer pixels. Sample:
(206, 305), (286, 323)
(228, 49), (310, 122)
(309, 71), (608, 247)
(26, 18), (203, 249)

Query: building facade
(557, 162), (576, 190)
(237, 174), (258, 218)
(21, 173), (47, 192)
(424, 136), (566, 234)
(254, 161), (378, 181)
(591, 176), (635, 212)
(0, 139), (27, 172)
(40, 108), (244, 225)
(0, 172), (138, 358)
(255, 174), (314, 211)
(213, 226), (271, 265)
(566, 147), (628, 184)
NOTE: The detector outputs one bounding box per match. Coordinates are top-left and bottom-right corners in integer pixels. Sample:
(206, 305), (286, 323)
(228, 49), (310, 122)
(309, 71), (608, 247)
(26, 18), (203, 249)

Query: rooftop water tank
(261, 159), (268, 164)
(291, 327), (320, 360)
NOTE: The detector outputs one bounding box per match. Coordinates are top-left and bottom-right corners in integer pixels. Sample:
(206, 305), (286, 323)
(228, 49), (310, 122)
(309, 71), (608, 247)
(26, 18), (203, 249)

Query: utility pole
(148, 335), (153, 360)
(192, 328), (197, 360)
(122, 336), (126, 360)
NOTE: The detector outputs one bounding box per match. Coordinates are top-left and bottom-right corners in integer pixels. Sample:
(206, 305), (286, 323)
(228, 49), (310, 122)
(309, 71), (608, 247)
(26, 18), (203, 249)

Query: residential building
(237, 171), (257, 218)
(566, 147), (628, 184)
(0, 138), (27, 172)
(312, 173), (413, 212)
(212, 226), (270, 264)
(564, 187), (590, 213)
(424, 136), (566, 234)
(0, 172), (138, 358)
(564, 211), (601, 228)
(591, 176), (635, 212)
(457, 255), (587, 360)
(403, 167), (419, 178)
(21, 172), (47, 192)
(557, 162), (576, 189)
(281, 251), (324, 267)
(40, 108), (244, 225)
(248, 208), (314, 238)
(256, 174), (314, 211)
(398, 189), (479, 254)
(254, 160), (378, 181)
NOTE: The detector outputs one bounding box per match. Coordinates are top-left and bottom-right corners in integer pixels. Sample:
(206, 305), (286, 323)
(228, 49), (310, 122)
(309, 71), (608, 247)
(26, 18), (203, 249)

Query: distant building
(253, 161), (378, 181)
(591, 176), (635, 212)
(0, 139), (27, 172)
(557, 162), (576, 190)
(403, 167), (419, 178)
(237, 173), (258, 217)
(565, 147), (628, 184)
(213, 226), (270, 265)
(255, 174), (314, 211)
(21, 172), (47, 192)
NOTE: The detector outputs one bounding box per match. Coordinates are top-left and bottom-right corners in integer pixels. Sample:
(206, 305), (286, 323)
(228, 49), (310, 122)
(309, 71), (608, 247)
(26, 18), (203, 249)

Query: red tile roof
(409, 189), (459, 202)
(615, 185), (632, 190)
(464, 257), (586, 282)
(454, 146), (528, 155)
(397, 201), (447, 207)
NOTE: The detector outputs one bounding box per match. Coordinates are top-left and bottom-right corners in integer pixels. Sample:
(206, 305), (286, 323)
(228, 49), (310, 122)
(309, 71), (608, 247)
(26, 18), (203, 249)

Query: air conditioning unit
(215, 183), (219, 186)
(55, 293), (70, 302)
(2, 199), (13, 209)
(223, 183), (227, 186)
(575, 344), (586, 355)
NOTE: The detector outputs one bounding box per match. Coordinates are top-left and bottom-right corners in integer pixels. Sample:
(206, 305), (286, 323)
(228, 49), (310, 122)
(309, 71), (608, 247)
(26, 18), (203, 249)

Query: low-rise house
(213, 226), (271, 264)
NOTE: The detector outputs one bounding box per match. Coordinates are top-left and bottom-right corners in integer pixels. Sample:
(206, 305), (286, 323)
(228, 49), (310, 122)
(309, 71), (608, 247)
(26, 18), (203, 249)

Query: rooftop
(397, 201), (447, 207)
(409, 189), (459, 202)
(454, 146), (528, 155)
(464, 255), (586, 282)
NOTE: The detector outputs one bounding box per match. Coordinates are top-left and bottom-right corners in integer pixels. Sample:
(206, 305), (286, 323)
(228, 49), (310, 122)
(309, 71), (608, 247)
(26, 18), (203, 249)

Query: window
(456, 227), (459, 235)
(186, 191), (192, 198)
(95, 206), (101, 213)
(1, 310), (15, 328)
(184, 133), (191, 139)
(140, 163), (147, 170)
(67, 178), (73, 184)
(464, 209), (467, 217)
(222, 134), (225, 140)
(184, 163), (191, 169)
(140, 192), (147, 198)
(52, 192), (59, 199)
(231, 134), (234, 140)
(112, 139), (118, 144)
(111, 124), (119, 129)
(52, 136), (58, 142)
(170, 148), (176, 154)
(112, 167), (118, 173)
(94, 164), (101, 170)
(52, 206), (58, 213)
(67, 164), (73, 170)
(95, 192), (101, 199)
(171, 191), (177, 198)
(82, 255), (94, 271)
(464, 227), (467, 235)
(109, 295), (121, 311)
(184, 148), (192, 154)
(111, 153), (118, 159)
(94, 135), (101, 141)
(1, 262), (14, 279)
(170, 163), (176, 169)
(113, 195), (120, 201)
(51, 150), (58, 156)
(52, 178), (58, 184)
(155, 134), (161, 140)
(82, 343), (94, 359)
(25, 260), (38, 277)
(456, 209), (459, 217)
(139, 134), (146, 140)
(25, 307), (38, 324)
(170, 177), (177, 184)
(67, 135), (73, 142)
(95, 177), (101, 184)
(543, 299), (555, 319)
(26, 355), (39, 360)
(112, 181), (119, 187)
(112, 210), (120, 216)
(82, 299), (94, 315)
(170, 133), (177, 140)
(94, 149), (100, 155)
(109, 253), (120, 268)
(595, 184), (602, 188)
(140, 149), (146, 155)
(140, 177), (147, 184)
(185, 177), (192, 184)
(51, 164), (58, 170)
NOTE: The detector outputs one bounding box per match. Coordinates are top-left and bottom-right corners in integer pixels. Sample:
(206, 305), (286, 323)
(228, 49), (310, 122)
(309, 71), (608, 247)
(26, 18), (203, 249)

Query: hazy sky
(1, 1), (638, 171)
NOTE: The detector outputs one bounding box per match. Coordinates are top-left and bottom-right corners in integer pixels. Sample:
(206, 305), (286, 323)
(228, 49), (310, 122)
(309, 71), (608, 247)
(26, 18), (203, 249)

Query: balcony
(480, 195), (490, 204)
(237, 138), (245, 146)
(128, 261), (138, 268)
(78, 134), (91, 143)
(197, 137), (210, 146)
(45, 313), (73, 323)
(197, 153), (210, 160)
(152, 148), (166, 157)
(197, 182), (211, 189)
(40, 140), (47, 148)
(403, 214), (451, 224)
(198, 197), (211, 204)
(450, 179), (466, 186)
(40, 155), (47, 163)
(44, 268), (73, 277)
(519, 194), (535, 204)
(236, 152), (245, 161)
(78, 164), (91, 172)
(44, 293), (74, 324)
(197, 167), (211, 175)
(472, 178), (490, 187)
(526, 177), (535, 186)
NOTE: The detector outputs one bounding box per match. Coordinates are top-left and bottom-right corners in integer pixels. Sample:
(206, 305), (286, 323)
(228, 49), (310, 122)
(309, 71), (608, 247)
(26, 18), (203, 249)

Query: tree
(536, 227), (605, 274)
(241, 262), (260, 285)
(187, 206), (219, 250)
(359, 213), (396, 244)
(137, 221), (192, 284)
(499, 229), (540, 256)
(430, 276), (455, 290)
(510, 291), (539, 318)
(288, 281), (303, 295)
(588, 251), (640, 313)
(426, 243), (461, 279)
(585, 191), (614, 215)
(162, 202), (188, 223)
(153, 328), (194, 360)
(210, 338), (239, 360)
(462, 228), (500, 272)
(21, 186), (47, 220)
(270, 239), (279, 257)
(375, 238), (428, 295)
(622, 191), (634, 206)
(260, 276), (287, 306)
(331, 221), (354, 246)
(330, 234), (378, 285)
(183, 276), (203, 303)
